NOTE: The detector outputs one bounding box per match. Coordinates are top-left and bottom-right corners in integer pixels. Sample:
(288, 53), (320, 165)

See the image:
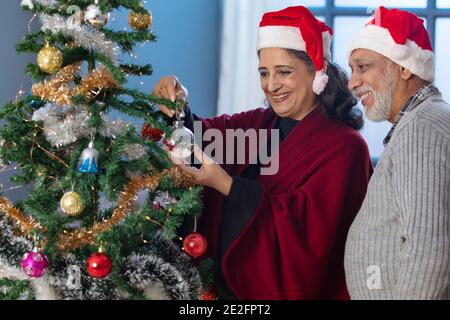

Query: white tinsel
(21, 0), (57, 10)
(32, 103), (130, 147)
(39, 13), (119, 64)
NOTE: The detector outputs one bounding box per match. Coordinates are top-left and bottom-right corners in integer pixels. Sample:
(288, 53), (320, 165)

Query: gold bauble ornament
(60, 191), (85, 216)
(128, 9), (152, 30)
(37, 42), (63, 74)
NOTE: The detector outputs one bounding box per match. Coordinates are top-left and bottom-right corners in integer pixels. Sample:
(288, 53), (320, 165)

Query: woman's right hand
(152, 75), (189, 118)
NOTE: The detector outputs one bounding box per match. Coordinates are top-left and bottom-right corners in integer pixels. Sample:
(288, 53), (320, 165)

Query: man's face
(348, 48), (396, 122)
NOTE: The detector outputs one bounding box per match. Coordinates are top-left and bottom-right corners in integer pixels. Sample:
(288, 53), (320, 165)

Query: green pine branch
(102, 29), (156, 52)
(120, 63), (153, 76)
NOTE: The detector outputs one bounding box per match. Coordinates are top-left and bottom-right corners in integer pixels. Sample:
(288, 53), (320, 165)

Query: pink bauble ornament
(22, 250), (48, 278)
(183, 232), (207, 258)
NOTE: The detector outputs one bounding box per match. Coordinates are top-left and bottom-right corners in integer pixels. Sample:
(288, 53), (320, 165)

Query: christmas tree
(0, 0), (210, 300)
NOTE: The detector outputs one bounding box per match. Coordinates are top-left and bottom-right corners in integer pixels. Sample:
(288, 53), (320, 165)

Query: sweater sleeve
(393, 118), (450, 299)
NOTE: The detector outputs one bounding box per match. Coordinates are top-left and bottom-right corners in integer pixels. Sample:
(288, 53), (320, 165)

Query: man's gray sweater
(344, 94), (450, 299)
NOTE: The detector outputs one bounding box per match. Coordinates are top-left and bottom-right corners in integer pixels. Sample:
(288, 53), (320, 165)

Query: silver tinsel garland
(31, 103), (148, 161)
(39, 12), (119, 64)
(0, 215), (203, 300)
(32, 103), (129, 147)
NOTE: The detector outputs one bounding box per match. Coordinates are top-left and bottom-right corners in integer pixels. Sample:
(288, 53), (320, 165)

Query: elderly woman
(153, 6), (372, 299)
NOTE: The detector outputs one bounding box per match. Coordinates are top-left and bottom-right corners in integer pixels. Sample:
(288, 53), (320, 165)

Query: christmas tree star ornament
(77, 140), (99, 173)
(37, 41), (63, 74)
(86, 244), (112, 279)
(60, 191), (85, 217)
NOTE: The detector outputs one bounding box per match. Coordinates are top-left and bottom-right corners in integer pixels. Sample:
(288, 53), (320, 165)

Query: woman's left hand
(175, 145), (233, 196)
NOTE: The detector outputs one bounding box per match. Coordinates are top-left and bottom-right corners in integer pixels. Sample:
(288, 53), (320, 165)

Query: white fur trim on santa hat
(258, 26), (332, 60)
(348, 24), (435, 82)
(312, 70), (329, 95)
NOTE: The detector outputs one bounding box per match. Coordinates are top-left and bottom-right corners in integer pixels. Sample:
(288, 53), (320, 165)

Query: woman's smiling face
(258, 48), (318, 120)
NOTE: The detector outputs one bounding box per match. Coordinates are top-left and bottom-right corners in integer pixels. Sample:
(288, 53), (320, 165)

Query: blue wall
(118, 0), (221, 118)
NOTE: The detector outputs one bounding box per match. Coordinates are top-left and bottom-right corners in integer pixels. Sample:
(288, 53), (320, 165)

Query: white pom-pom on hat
(312, 70), (329, 95)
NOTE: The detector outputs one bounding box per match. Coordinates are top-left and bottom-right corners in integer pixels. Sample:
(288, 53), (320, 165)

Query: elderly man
(344, 6), (450, 299)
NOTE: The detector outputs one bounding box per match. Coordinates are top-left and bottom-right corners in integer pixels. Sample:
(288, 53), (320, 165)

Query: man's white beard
(355, 68), (395, 122)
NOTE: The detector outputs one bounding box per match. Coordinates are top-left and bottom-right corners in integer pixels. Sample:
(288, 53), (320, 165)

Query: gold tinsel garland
(72, 68), (120, 101)
(32, 64), (79, 105)
(32, 64), (120, 105)
(0, 168), (195, 252)
(0, 197), (44, 234)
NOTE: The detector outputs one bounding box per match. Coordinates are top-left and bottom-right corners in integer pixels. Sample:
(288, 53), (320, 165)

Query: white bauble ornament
(85, 4), (109, 28)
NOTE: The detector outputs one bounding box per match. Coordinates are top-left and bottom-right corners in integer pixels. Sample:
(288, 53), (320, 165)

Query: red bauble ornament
(87, 251), (112, 278)
(200, 288), (218, 300)
(183, 232), (207, 258)
(141, 123), (163, 142)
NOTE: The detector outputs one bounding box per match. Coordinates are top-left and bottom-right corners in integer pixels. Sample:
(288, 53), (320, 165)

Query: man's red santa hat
(257, 6), (333, 95)
(348, 6), (434, 82)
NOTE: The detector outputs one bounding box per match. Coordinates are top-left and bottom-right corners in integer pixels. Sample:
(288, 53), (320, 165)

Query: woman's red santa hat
(257, 6), (333, 95)
(348, 6), (434, 82)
